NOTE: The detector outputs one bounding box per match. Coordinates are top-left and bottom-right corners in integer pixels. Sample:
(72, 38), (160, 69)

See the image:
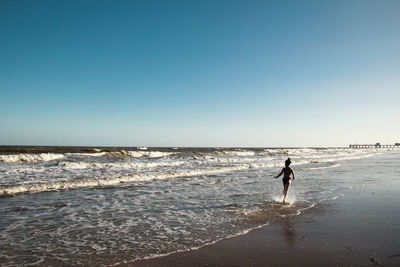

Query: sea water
(0, 147), (396, 266)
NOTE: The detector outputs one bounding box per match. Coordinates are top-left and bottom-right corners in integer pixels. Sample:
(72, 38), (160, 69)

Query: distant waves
(0, 147), (378, 197)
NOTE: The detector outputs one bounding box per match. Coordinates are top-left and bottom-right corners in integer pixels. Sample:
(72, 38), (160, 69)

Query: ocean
(0, 146), (397, 266)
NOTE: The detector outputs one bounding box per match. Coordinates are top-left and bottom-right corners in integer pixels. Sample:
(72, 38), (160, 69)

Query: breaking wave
(0, 153), (65, 163)
(0, 147), (379, 197)
(0, 165), (249, 197)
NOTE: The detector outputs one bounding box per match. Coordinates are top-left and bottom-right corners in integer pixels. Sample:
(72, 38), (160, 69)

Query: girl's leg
(283, 182), (290, 203)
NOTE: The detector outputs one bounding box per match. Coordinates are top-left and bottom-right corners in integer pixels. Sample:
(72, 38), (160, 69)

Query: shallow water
(0, 147), (396, 266)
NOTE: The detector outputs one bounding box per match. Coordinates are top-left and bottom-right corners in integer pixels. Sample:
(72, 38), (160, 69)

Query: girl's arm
(274, 169), (283, 178)
(292, 169), (295, 180)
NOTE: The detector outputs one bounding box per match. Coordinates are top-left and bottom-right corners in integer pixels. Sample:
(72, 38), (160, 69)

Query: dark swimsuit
(281, 167), (293, 185)
(282, 177), (291, 185)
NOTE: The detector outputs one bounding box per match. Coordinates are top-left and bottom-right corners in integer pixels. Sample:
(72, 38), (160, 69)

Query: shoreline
(2, 149), (399, 266)
(119, 182), (400, 267)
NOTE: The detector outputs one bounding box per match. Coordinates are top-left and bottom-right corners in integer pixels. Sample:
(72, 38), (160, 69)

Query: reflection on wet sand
(280, 217), (297, 246)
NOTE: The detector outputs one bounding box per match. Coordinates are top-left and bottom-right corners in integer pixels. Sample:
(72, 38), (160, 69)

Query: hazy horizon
(0, 144), (396, 150)
(1, 0), (399, 147)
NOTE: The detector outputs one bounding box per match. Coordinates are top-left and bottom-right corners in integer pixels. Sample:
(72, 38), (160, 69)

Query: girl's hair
(285, 158), (291, 166)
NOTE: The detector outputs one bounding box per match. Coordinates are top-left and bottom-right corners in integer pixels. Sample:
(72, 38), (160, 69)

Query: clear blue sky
(1, 0), (399, 147)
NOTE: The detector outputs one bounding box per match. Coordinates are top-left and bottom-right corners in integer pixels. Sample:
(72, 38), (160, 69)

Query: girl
(274, 158), (295, 203)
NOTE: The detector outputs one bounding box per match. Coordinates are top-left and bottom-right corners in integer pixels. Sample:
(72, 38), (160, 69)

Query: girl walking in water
(274, 158), (295, 203)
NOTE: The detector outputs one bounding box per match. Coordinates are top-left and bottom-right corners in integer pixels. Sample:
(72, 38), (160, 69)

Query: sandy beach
(123, 153), (400, 267)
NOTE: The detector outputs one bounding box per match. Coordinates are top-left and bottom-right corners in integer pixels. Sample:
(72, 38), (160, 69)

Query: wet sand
(120, 181), (400, 267)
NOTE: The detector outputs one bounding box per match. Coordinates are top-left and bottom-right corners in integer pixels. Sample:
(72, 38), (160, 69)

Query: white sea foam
(65, 150), (174, 158)
(0, 153), (65, 163)
(218, 150), (255, 156)
(65, 152), (107, 157)
(127, 151), (174, 158)
(57, 160), (186, 170)
(120, 222), (270, 266)
(0, 147), (379, 196)
(0, 165), (249, 196)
